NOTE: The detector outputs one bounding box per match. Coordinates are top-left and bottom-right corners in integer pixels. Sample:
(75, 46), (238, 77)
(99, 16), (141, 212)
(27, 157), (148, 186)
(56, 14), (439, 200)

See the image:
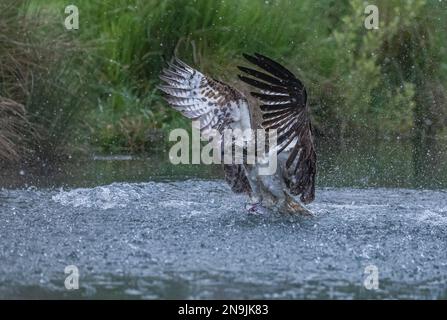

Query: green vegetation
(1, 0), (446, 167)
(0, 0), (92, 163)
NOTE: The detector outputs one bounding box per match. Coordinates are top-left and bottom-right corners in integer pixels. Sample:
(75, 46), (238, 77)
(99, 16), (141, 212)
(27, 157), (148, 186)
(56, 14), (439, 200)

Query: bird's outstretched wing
(238, 53), (316, 203)
(158, 57), (250, 139)
(159, 57), (252, 194)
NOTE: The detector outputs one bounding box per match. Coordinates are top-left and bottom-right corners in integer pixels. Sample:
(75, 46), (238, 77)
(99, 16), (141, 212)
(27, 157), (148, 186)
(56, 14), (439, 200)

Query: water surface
(1, 139), (446, 299)
(1, 180), (446, 299)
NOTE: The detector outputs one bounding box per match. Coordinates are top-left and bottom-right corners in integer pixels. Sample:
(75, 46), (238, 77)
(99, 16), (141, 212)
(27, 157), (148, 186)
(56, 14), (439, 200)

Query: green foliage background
(1, 0), (446, 159)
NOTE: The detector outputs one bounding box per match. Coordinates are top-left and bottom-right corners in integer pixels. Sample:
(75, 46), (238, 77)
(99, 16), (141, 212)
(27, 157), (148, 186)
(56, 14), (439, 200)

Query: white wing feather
(159, 58), (251, 140)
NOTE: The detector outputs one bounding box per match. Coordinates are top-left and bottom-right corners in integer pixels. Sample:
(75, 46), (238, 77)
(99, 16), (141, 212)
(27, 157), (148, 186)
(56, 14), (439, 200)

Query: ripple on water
(0, 180), (446, 299)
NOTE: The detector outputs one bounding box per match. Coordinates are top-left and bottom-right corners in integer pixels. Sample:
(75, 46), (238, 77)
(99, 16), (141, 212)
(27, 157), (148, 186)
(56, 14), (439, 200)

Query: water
(1, 140), (447, 299)
(1, 180), (446, 299)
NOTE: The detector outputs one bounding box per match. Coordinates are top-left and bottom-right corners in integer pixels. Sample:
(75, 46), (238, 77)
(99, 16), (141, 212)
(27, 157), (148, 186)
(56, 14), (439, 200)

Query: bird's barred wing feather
(159, 57), (252, 194)
(238, 53), (316, 203)
(159, 57), (250, 139)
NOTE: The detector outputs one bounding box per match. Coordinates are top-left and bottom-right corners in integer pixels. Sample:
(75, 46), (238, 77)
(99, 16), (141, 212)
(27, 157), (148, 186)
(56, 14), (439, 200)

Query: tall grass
(0, 0), (93, 164)
(0, 1), (39, 163)
(7, 0), (447, 157)
(0, 99), (33, 162)
(22, 0), (347, 153)
(57, 1), (447, 141)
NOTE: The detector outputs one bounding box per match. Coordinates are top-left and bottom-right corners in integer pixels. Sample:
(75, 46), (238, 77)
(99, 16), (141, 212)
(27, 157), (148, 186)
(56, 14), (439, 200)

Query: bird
(158, 53), (316, 215)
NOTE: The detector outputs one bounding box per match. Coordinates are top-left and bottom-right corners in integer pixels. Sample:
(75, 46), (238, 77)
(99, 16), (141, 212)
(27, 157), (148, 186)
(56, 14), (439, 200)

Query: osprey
(158, 53), (316, 215)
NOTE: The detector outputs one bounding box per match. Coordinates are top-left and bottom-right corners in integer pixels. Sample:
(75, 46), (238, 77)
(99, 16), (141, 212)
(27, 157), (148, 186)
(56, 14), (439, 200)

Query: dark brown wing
(223, 164), (252, 194)
(238, 53), (316, 203)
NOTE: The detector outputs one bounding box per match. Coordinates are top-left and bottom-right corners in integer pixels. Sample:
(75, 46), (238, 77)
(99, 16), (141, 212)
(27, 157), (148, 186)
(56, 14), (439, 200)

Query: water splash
(1, 180), (447, 299)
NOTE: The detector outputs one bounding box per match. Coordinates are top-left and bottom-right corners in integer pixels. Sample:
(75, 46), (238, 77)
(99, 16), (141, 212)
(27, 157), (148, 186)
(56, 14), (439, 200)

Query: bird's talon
(245, 203), (262, 214)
